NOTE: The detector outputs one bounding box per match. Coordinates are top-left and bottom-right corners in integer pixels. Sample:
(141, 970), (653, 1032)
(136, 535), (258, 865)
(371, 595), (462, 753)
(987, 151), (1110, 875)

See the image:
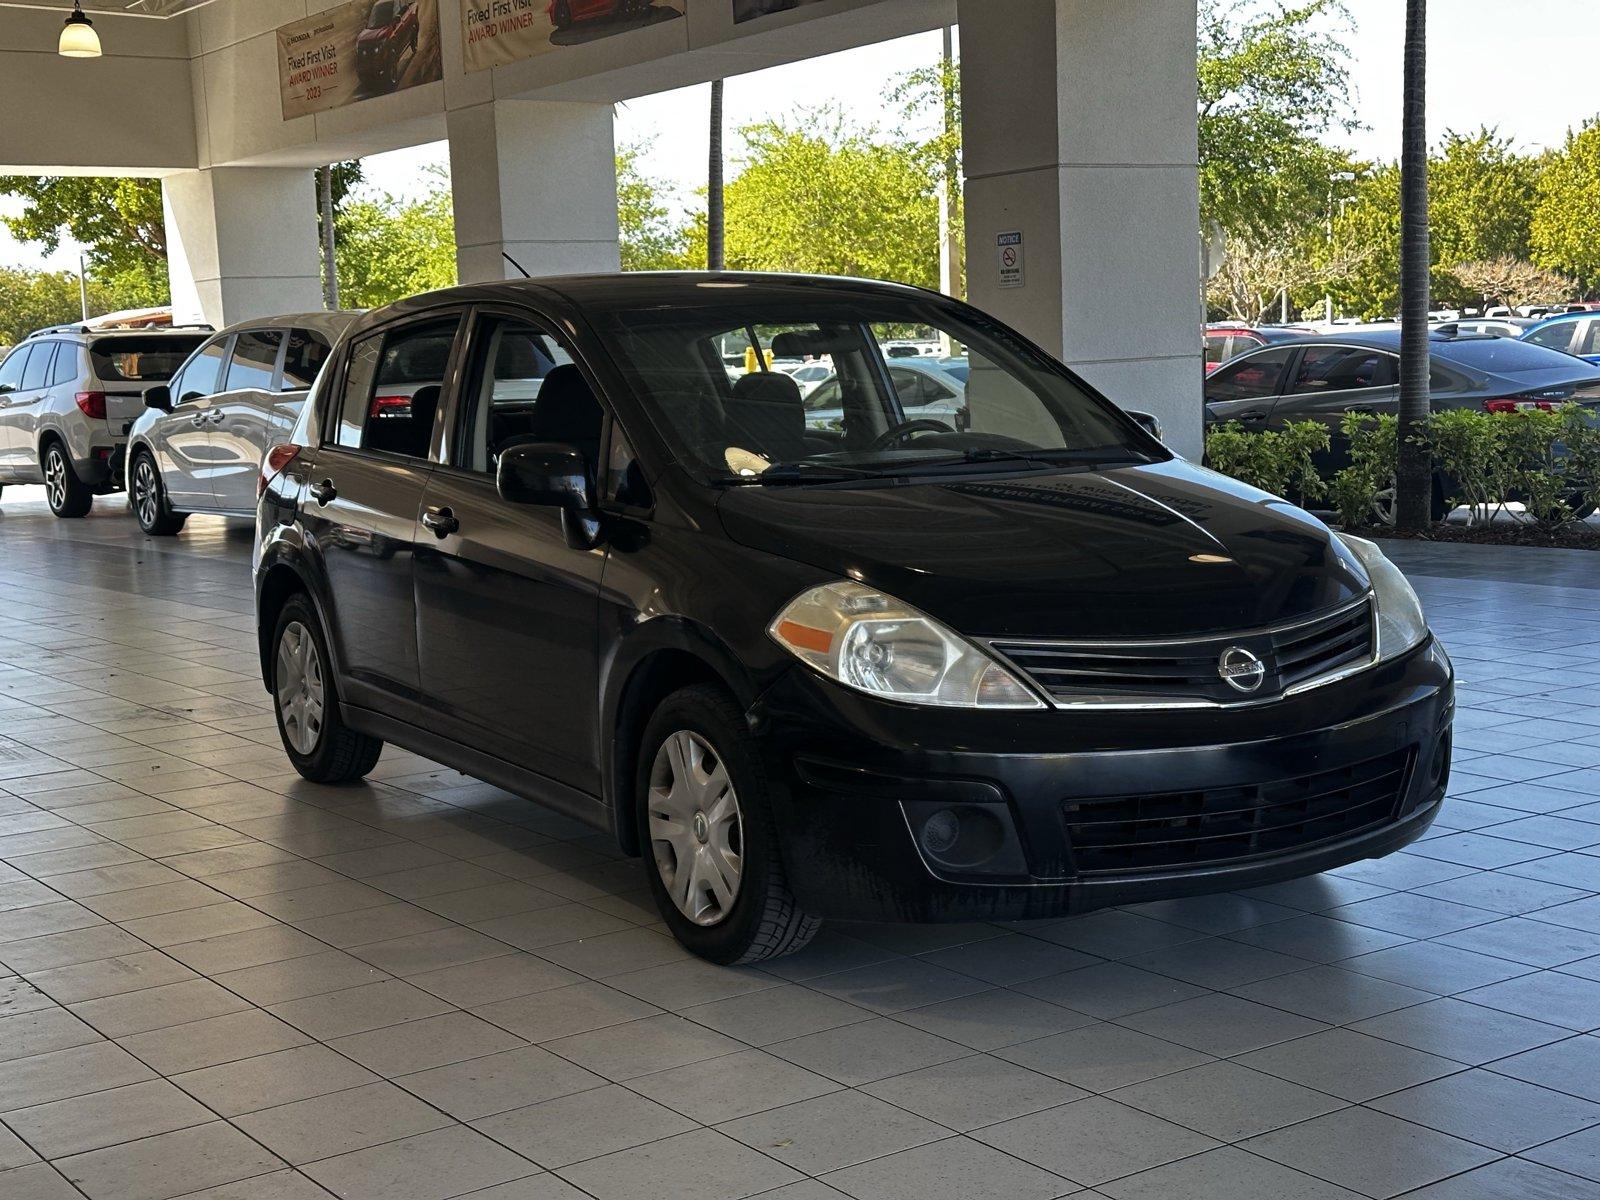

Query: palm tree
(707, 79), (725, 271)
(1395, 0), (1431, 530)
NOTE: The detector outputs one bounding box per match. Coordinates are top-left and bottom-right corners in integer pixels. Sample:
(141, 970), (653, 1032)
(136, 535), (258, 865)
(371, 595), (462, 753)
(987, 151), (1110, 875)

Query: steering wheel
(867, 419), (954, 452)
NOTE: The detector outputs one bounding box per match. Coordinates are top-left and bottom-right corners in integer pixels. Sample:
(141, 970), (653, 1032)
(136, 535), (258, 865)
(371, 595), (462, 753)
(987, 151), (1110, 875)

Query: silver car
(127, 313), (359, 535)
(0, 325), (210, 517)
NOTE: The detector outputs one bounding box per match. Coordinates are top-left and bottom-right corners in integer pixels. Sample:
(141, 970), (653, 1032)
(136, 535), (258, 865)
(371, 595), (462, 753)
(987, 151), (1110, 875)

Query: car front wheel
(271, 595), (383, 783)
(637, 684), (820, 964)
(130, 453), (186, 536)
(42, 443), (92, 518)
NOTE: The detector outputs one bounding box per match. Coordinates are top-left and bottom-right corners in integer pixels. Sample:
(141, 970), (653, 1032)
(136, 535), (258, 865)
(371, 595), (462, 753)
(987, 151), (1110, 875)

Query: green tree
(1532, 119), (1600, 294)
(333, 168), (456, 308)
(705, 110), (940, 285)
(1198, 0), (1361, 239)
(617, 148), (693, 271)
(0, 177), (168, 301)
(0, 266), (163, 344)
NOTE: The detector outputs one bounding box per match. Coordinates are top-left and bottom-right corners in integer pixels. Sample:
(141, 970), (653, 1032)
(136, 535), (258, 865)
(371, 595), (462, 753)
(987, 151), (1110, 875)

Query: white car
(803, 358), (966, 432)
(786, 362), (833, 398)
(126, 312), (360, 534)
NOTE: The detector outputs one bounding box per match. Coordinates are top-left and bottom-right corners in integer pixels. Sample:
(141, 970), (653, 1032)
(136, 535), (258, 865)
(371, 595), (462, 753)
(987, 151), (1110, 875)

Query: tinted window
(335, 318), (457, 458)
(367, 0), (396, 25)
(1578, 321), (1600, 358)
(1524, 322), (1576, 352)
(457, 317), (585, 475)
(0, 346), (28, 392)
(225, 330), (282, 391)
(1205, 346), (1295, 403)
(889, 366), (958, 407)
(20, 343), (54, 390)
(1439, 337), (1592, 374)
(1204, 335), (1230, 365)
(174, 339), (228, 403)
(1290, 345), (1395, 393)
(89, 335), (206, 382)
(49, 342), (80, 386)
(282, 329), (333, 391)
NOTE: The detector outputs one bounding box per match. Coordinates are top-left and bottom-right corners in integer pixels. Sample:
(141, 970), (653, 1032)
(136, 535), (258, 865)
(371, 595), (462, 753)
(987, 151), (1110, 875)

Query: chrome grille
(1062, 748), (1412, 874)
(987, 596), (1375, 708)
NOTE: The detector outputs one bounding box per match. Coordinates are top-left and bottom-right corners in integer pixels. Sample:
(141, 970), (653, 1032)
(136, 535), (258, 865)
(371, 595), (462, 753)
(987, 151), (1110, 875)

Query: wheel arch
(255, 549), (341, 693)
(602, 621), (759, 857)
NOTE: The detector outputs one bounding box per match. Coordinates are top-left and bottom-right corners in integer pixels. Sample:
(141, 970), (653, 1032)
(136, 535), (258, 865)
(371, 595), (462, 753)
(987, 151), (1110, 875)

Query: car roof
(1525, 311), (1591, 329)
(344, 272), (944, 340)
(22, 324), (212, 342)
(211, 311), (364, 338)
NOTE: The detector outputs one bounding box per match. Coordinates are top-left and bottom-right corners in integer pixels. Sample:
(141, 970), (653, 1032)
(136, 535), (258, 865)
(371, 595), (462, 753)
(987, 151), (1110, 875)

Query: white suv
(0, 325), (209, 516)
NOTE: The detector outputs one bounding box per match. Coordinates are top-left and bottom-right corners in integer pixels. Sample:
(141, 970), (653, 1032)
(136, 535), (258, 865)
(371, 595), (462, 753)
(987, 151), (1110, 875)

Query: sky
(7, 0), (1600, 272)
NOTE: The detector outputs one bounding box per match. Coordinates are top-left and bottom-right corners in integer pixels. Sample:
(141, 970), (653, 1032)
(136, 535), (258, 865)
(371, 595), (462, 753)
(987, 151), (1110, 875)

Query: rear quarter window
(90, 336), (208, 382)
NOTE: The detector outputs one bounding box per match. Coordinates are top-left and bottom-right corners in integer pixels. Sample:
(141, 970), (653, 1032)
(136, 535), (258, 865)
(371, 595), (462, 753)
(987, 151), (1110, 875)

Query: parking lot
(0, 489), (1599, 1200)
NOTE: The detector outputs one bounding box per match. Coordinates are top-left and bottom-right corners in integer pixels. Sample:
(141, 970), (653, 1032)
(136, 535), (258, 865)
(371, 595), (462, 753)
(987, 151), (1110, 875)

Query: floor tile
(473, 1083), (693, 1168)
(972, 1096), (1218, 1187)
(820, 1135), (1072, 1200)
(1097, 1145), (1363, 1200)
(765, 1015), (968, 1086)
(718, 1090), (946, 1175)
(1234, 1027), (1463, 1101)
(299, 1125), (538, 1200)
(994, 1021), (1212, 1093)
(1241, 1106), (1499, 1197)
(1370, 1067), (1600, 1152)
(1108, 1059), (1346, 1141)
(53, 1121), (286, 1200)
(233, 1081), (454, 1165)
(398, 1044), (604, 1120)
(557, 1128), (800, 1200)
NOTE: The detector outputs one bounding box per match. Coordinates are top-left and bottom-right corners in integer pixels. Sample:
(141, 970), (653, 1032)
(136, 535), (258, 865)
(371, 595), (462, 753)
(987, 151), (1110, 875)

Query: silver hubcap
(275, 621), (326, 756)
(1371, 476), (1399, 528)
(133, 460), (159, 527)
(44, 450), (66, 509)
(648, 730), (743, 927)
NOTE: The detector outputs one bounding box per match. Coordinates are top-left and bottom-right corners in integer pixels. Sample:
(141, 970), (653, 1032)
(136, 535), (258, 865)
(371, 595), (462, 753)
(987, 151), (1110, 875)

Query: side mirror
(1128, 409), (1163, 441)
(497, 442), (602, 549)
(144, 385), (172, 412)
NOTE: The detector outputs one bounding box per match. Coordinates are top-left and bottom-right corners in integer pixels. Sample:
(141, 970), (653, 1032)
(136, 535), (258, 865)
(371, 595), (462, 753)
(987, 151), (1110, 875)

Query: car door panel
(209, 330), (285, 513)
(1268, 345), (1399, 475)
(160, 400), (222, 509)
(1203, 345), (1296, 431)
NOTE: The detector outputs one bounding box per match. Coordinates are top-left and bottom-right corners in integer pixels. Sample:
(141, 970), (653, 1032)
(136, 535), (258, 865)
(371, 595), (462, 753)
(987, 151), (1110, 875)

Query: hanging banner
(733, 0), (827, 22)
(462, 0), (686, 73)
(278, 0), (443, 120)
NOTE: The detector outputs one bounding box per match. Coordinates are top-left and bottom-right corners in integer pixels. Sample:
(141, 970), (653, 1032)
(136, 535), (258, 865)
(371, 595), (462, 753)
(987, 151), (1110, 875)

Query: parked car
(254, 273), (1451, 965)
(356, 0), (419, 89)
(0, 324), (209, 516)
(127, 314), (359, 535)
(803, 358), (966, 432)
(785, 362), (832, 397)
(1520, 311), (1600, 364)
(1205, 329), (1600, 519)
(1437, 318), (1537, 339)
(549, 0), (647, 30)
(939, 356), (969, 383)
(1204, 324), (1312, 374)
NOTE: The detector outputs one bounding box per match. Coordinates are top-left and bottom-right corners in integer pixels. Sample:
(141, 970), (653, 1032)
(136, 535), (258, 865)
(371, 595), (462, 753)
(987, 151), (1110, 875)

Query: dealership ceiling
(0, 0), (210, 16)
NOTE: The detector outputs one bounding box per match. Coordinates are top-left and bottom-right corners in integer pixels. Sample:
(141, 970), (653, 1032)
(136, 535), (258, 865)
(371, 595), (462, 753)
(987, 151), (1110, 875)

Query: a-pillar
(446, 99), (621, 284)
(958, 0), (1202, 455)
(163, 168), (322, 328)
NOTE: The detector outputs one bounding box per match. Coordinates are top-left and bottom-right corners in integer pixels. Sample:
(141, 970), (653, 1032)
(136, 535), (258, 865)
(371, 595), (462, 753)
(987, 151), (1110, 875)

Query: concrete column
(446, 99), (621, 284)
(958, 0), (1202, 455)
(163, 168), (322, 328)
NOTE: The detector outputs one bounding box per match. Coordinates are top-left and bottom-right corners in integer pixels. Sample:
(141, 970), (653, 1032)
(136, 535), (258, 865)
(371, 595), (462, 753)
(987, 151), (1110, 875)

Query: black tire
(42, 441), (92, 518)
(270, 594), (383, 784)
(636, 684), (820, 964)
(129, 452), (186, 536)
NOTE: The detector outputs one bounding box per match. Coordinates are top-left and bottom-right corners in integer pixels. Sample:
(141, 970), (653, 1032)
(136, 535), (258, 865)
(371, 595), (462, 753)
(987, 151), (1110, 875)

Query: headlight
(769, 581), (1043, 708)
(1338, 534), (1428, 662)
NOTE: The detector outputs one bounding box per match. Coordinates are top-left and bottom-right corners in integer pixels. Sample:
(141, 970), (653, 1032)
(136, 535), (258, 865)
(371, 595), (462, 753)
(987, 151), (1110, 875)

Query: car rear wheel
(271, 595), (383, 784)
(42, 442), (92, 518)
(130, 452), (186, 536)
(637, 684), (820, 964)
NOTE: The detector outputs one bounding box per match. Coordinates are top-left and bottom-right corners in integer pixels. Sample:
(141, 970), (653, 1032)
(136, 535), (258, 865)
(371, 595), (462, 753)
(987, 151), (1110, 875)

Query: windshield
(367, 2), (396, 27)
(590, 296), (1160, 484)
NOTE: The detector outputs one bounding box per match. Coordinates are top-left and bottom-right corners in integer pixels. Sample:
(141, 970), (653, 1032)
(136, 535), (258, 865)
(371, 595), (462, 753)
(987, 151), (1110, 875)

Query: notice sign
(278, 0), (442, 121)
(462, 0), (685, 73)
(997, 231), (1024, 289)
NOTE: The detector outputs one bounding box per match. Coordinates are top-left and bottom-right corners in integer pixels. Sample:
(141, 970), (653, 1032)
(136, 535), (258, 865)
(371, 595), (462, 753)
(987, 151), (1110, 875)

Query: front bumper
(751, 638), (1453, 922)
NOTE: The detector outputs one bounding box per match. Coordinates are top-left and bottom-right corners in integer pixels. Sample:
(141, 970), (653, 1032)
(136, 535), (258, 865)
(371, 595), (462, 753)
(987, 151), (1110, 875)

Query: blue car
(1521, 310), (1600, 363)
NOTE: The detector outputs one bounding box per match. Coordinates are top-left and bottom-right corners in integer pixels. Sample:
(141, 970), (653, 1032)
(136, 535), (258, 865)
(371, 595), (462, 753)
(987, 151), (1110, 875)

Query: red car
(549, 0), (650, 29)
(1205, 324), (1313, 374)
(356, 0), (419, 89)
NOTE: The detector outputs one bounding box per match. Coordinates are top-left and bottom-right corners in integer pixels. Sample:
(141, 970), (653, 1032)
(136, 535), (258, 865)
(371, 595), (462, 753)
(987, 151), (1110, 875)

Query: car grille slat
(989, 597), (1375, 707)
(1062, 749), (1412, 874)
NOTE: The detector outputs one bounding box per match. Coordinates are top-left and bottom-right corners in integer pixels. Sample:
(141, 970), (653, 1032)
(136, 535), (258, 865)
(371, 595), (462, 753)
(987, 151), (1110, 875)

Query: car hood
(716, 458), (1370, 641)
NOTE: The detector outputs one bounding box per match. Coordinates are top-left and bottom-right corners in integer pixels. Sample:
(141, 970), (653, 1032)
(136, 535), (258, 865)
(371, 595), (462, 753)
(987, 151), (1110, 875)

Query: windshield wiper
(722, 461), (895, 486)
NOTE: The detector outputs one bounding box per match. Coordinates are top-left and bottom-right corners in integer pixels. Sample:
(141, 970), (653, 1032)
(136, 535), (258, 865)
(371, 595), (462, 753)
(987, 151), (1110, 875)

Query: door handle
(208, 411), (227, 424)
(1236, 409), (1268, 422)
(421, 506), (459, 538)
(310, 478), (337, 506)
(191, 412), (208, 427)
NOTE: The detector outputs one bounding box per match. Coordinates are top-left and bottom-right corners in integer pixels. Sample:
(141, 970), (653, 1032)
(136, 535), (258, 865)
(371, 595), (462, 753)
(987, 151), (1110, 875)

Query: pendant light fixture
(59, 2), (102, 58)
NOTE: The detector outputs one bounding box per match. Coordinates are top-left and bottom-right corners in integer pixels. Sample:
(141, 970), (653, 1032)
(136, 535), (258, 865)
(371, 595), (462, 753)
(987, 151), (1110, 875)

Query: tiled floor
(1, 488), (1599, 1200)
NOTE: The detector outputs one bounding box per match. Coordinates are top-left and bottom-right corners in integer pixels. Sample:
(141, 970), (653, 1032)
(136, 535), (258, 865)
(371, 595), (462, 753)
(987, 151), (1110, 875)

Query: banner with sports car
(461, 0), (686, 73)
(278, 0), (443, 120)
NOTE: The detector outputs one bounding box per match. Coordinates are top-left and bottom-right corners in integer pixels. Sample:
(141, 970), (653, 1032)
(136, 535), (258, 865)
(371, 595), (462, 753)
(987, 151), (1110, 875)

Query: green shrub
(1202, 420), (1330, 505)
(1330, 411), (1398, 529)
(1430, 407), (1502, 522)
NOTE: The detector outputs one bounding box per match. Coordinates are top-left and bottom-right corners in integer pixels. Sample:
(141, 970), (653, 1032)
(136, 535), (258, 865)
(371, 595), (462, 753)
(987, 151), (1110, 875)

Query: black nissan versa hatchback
(253, 274), (1453, 964)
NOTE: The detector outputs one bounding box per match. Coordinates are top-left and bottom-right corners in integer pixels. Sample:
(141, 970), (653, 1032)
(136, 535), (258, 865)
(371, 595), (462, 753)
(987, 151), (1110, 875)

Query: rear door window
(282, 329), (334, 391)
(225, 330), (283, 391)
(1205, 346), (1296, 403)
(49, 343), (81, 386)
(1525, 322), (1577, 353)
(21, 343), (55, 391)
(334, 317), (460, 459)
(1289, 345), (1395, 394)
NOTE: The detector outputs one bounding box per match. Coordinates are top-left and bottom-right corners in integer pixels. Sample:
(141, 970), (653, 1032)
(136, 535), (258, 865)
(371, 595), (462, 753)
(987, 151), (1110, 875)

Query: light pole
(1324, 170), (1356, 324)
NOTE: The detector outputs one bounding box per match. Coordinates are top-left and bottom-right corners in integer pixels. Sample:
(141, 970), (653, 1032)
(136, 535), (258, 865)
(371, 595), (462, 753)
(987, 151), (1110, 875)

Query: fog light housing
(902, 800), (1029, 878)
